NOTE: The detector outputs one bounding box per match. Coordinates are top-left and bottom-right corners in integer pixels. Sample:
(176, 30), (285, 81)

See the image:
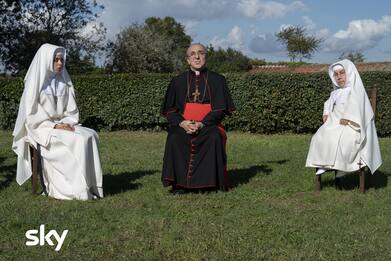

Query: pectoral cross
(357, 160), (363, 169)
(192, 88), (200, 102)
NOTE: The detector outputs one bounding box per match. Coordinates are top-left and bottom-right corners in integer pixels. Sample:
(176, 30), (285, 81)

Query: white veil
(328, 59), (382, 174)
(12, 43), (73, 185)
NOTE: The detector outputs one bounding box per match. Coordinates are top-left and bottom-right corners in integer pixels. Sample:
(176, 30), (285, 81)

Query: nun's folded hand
(54, 123), (74, 131)
(339, 119), (349, 125)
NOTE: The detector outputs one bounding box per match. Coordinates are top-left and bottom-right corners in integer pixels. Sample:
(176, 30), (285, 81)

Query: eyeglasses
(187, 51), (206, 58)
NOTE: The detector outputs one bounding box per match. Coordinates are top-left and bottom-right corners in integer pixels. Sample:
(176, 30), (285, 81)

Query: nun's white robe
(12, 43), (103, 200)
(306, 97), (362, 173)
(32, 82), (103, 200)
(306, 59), (382, 175)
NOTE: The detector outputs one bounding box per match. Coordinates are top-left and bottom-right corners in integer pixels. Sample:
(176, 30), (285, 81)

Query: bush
(0, 77), (22, 130)
(206, 47), (252, 73)
(1, 72), (390, 136)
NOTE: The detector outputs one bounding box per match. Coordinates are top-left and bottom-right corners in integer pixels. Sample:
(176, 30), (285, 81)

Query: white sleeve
(60, 86), (79, 125)
(26, 102), (56, 147)
(323, 97), (331, 115)
(26, 102), (56, 129)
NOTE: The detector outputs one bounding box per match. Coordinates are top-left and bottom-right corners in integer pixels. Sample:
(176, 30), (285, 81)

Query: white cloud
(98, 0), (233, 26)
(278, 16), (317, 33)
(182, 20), (199, 38)
(249, 33), (284, 53)
(250, 24), (257, 35)
(301, 16), (329, 41)
(279, 23), (293, 31)
(228, 26), (244, 50)
(316, 28), (330, 39)
(210, 36), (228, 49)
(97, 0), (306, 39)
(237, 0), (306, 18)
(302, 16), (315, 30)
(324, 16), (391, 52)
(210, 26), (244, 51)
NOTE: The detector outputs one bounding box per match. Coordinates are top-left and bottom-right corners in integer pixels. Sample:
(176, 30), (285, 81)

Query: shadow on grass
(321, 170), (388, 190)
(367, 171), (389, 189)
(264, 159), (290, 165)
(103, 170), (158, 195)
(0, 157), (16, 191)
(229, 165), (273, 188)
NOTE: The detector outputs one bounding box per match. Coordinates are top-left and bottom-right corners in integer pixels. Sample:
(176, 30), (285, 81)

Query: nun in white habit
(306, 59), (382, 177)
(12, 43), (104, 200)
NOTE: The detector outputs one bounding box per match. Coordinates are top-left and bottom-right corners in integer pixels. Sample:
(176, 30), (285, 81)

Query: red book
(182, 103), (211, 121)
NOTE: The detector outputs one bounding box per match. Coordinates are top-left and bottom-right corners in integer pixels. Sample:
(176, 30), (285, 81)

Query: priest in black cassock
(161, 43), (235, 193)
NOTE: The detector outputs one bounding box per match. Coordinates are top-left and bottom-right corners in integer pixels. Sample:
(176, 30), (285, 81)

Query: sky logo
(25, 224), (68, 251)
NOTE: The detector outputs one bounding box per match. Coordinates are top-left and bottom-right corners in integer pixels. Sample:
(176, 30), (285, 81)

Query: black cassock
(161, 68), (235, 191)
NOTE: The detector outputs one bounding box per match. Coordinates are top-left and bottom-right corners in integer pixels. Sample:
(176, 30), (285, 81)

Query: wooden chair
(30, 144), (46, 194)
(315, 88), (378, 193)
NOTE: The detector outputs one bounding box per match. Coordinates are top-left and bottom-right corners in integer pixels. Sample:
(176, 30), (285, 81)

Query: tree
(206, 45), (252, 73)
(145, 17), (191, 49)
(339, 51), (365, 63)
(107, 24), (174, 73)
(249, 58), (267, 67)
(276, 26), (322, 62)
(107, 17), (192, 73)
(0, 0), (106, 74)
(145, 17), (192, 71)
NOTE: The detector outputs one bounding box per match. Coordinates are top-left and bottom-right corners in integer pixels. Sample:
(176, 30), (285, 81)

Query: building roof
(250, 62), (391, 74)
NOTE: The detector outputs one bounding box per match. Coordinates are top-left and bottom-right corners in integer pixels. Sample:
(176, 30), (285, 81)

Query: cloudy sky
(96, 0), (391, 63)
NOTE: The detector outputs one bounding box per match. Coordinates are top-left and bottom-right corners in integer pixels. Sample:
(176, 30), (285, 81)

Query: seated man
(161, 43), (235, 193)
(306, 59), (382, 177)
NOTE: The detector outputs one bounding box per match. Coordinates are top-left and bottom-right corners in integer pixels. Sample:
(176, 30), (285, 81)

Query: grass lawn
(0, 130), (390, 260)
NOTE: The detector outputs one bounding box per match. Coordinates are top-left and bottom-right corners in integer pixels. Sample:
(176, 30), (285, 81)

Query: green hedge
(1, 72), (391, 136)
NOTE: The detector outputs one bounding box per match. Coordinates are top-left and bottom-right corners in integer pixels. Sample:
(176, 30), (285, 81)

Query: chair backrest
(367, 88), (378, 115)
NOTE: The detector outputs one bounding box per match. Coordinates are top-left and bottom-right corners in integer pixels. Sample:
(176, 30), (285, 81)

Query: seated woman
(306, 59), (382, 177)
(12, 43), (103, 200)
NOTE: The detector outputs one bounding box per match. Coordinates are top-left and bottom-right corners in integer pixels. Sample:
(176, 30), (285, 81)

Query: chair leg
(37, 144), (47, 195)
(359, 168), (366, 193)
(31, 147), (38, 194)
(315, 175), (321, 191)
(334, 171), (341, 190)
